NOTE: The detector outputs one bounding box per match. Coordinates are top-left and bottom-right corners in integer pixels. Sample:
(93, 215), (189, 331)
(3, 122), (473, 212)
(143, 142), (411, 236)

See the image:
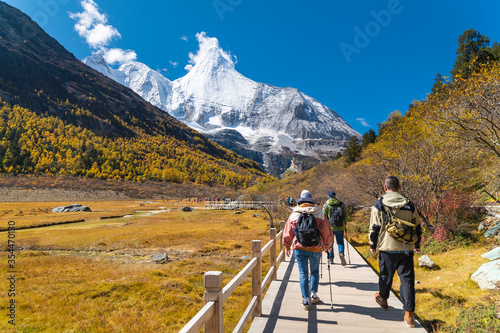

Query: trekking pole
(327, 252), (333, 309)
(345, 236), (351, 264)
(320, 252), (323, 279)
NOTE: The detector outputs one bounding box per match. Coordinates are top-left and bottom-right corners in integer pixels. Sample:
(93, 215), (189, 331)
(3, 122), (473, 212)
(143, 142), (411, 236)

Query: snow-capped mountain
(83, 54), (173, 111)
(83, 40), (359, 176)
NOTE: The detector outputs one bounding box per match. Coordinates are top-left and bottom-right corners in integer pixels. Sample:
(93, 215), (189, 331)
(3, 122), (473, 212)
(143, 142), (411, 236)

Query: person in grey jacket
(369, 176), (422, 328)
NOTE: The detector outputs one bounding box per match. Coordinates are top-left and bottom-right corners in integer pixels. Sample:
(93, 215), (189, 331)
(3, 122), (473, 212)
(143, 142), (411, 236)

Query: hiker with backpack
(322, 191), (348, 266)
(283, 190), (334, 310)
(369, 176), (422, 328)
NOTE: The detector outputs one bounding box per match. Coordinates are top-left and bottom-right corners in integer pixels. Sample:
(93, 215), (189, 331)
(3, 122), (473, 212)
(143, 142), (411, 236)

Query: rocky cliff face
(83, 36), (360, 176)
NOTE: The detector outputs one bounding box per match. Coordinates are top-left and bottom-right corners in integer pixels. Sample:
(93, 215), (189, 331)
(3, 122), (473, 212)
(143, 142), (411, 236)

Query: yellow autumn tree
(430, 61), (500, 159)
(360, 105), (478, 225)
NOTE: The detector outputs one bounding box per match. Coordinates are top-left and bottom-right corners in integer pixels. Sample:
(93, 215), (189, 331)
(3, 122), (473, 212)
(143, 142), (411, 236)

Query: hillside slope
(0, 1), (267, 185)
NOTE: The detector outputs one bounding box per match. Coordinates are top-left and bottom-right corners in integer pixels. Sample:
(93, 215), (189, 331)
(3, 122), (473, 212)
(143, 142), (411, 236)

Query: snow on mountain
(82, 34), (359, 175)
(83, 54), (173, 111)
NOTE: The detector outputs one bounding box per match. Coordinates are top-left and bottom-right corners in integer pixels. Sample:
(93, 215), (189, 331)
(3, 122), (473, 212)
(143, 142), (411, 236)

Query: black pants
(378, 251), (415, 312)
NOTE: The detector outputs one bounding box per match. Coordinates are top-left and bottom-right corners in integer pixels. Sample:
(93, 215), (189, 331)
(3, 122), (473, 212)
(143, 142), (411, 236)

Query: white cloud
(180, 35), (189, 41)
(70, 0), (136, 66)
(184, 32), (236, 71)
(155, 66), (168, 73)
(69, 0), (120, 49)
(356, 118), (370, 127)
(169, 60), (178, 68)
(103, 48), (137, 65)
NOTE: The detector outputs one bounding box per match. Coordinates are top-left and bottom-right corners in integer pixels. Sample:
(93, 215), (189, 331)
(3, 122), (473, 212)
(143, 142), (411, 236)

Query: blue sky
(5, 0), (500, 134)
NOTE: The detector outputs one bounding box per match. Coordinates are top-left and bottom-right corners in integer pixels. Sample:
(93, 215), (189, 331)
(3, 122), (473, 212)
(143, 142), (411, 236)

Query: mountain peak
(185, 46), (236, 79)
(0, 3), (265, 184)
(80, 31), (360, 176)
(82, 53), (119, 80)
(86, 52), (106, 65)
(202, 46), (235, 69)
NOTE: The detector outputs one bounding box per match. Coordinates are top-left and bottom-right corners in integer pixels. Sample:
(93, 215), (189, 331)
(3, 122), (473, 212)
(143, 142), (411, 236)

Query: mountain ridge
(83, 38), (360, 176)
(0, 1), (266, 185)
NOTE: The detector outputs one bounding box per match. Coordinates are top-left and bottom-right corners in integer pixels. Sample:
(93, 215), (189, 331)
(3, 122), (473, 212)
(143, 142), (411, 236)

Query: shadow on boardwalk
(249, 243), (427, 333)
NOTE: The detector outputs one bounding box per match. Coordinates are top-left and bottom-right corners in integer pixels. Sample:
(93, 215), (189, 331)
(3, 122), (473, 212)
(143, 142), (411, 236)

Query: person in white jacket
(369, 176), (422, 328)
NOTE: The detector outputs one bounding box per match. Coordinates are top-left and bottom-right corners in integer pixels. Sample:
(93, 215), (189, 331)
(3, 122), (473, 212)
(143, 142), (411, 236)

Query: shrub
(422, 238), (449, 255)
(431, 191), (484, 242)
(450, 303), (500, 333)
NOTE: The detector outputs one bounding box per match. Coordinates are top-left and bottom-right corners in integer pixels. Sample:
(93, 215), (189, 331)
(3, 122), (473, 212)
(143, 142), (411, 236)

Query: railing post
(280, 221), (286, 263)
(204, 271), (223, 333)
(270, 228), (277, 281)
(251, 240), (262, 318)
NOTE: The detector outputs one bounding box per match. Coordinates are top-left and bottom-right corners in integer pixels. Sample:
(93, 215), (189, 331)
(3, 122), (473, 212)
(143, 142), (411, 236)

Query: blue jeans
(328, 230), (345, 260)
(295, 250), (321, 298)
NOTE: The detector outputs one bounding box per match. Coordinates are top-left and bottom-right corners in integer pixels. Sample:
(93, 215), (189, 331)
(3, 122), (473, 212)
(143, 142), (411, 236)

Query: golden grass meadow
(0, 200), (273, 332)
(1, 199), (499, 332)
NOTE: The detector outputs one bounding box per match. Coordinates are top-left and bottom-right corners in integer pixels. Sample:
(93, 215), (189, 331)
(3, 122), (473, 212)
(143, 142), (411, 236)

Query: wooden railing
(205, 201), (275, 210)
(179, 222), (286, 333)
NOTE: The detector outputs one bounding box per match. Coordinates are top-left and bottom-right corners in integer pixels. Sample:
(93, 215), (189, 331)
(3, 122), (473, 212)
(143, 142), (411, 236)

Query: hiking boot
(404, 311), (415, 328)
(340, 253), (347, 266)
(375, 292), (389, 310)
(311, 295), (321, 304)
(301, 300), (310, 310)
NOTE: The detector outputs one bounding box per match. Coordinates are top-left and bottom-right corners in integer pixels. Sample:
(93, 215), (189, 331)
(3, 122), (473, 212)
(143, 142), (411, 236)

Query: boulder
(152, 253), (168, 264)
(418, 255), (435, 268)
(471, 260), (500, 290)
(52, 203), (91, 213)
(482, 247), (500, 261)
(484, 224), (500, 237)
(179, 206), (192, 212)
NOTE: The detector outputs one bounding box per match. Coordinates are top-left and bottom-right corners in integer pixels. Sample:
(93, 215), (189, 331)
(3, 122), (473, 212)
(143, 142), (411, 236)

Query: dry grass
(0, 174), (245, 201)
(0, 200), (275, 332)
(347, 210), (500, 332)
(0, 200), (204, 230)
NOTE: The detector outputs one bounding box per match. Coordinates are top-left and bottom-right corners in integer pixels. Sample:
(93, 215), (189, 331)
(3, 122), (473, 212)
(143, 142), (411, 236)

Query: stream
(6, 208), (171, 233)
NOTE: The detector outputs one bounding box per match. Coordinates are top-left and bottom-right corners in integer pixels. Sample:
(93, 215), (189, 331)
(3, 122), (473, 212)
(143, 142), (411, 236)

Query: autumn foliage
(0, 101), (268, 187)
(259, 33), (499, 244)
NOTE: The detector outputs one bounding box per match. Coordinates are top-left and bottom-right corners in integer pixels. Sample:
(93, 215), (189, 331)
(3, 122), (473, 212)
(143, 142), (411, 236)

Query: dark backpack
(328, 203), (344, 227)
(295, 213), (321, 247)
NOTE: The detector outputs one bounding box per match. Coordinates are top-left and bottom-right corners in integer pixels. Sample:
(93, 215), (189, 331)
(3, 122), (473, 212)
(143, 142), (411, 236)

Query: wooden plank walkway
(204, 201), (275, 210)
(248, 241), (427, 333)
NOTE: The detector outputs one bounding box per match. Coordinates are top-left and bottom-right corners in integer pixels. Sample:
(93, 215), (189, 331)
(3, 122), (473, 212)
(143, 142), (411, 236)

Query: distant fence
(179, 222), (286, 333)
(205, 201), (276, 210)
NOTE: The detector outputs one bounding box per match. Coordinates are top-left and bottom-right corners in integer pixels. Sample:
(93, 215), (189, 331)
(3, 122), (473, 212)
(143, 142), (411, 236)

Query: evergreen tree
(431, 73), (446, 94)
(343, 136), (362, 165)
(361, 129), (377, 148)
(451, 29), (495, 79)
(491, 42), (500, 59)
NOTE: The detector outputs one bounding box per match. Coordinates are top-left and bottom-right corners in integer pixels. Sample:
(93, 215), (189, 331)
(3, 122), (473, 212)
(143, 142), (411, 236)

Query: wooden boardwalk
(248, 241), (427, 333)
(204, 201), (275, 210)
